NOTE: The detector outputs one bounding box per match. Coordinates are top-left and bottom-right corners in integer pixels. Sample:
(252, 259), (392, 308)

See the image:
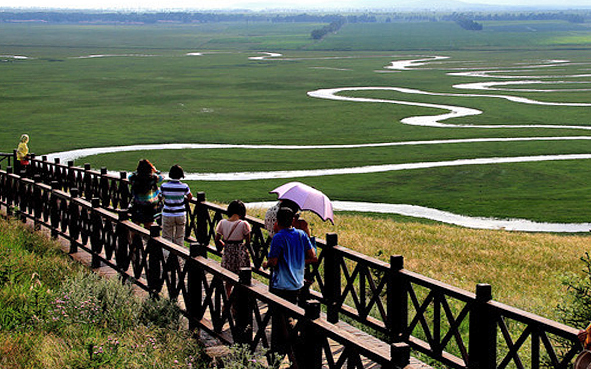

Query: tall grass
(247, 207), (589, 319)
(0, 217), (205, 369)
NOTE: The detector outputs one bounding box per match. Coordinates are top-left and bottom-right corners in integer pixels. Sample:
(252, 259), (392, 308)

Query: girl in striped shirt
(160, 164), (193, 246)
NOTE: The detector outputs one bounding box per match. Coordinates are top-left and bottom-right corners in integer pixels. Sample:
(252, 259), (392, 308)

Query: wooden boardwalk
(20, 215), (430, 369)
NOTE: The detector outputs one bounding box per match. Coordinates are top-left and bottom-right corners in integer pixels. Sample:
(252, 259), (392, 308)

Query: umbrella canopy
(270, 182), (334, 223)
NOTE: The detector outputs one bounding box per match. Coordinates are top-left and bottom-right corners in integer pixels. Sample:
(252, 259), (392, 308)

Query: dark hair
(169, 164), (184, 180)
(280, 199), (300, 212)
(131, 159), (157, 194)
(277, 207), (294, 228)
(136, 159), (155, 176)
(227, 200), (246, 219)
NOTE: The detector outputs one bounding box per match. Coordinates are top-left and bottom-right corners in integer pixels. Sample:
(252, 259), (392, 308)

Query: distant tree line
(450, 15), (483, 30)
(442, 11), (588, 23)
(0, 11), (375, 24)
(310, 16), (346, 40)
(0, 10), (587, 25)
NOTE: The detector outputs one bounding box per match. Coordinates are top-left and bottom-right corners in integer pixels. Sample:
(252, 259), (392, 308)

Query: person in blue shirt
(263, 206), (317, 362)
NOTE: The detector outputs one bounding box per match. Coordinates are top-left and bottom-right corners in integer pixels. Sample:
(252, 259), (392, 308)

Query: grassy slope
(0, 216), (204, 368)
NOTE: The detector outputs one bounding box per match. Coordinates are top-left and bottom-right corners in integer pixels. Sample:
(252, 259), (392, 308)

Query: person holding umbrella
(266, 181), (334, 307)
(262, 206), (317, 364)
(265, 181), (334, 239)
(264, 199), (310, 238)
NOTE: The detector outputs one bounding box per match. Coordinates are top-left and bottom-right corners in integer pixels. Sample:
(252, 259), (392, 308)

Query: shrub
(45, 271), (142, 332)
(557, 252), (591, 328)
(214, 344), (281, 369)
(140, 296), (182, 330)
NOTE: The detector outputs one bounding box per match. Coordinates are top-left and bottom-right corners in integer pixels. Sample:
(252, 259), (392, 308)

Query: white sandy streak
(454, 80), (591, 93)
(0, 55), (30, 59)
(183, 153), (591, 181)
(385, 55), (450, 70)
(46, 136), (591, 163)
(308, 87), (591, 129)
(247, 201), (591, 233)
(46, 144), (591, 181)
(46, 141), (591, 231)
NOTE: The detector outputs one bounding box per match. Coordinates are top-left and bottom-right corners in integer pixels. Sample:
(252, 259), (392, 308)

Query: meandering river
(45, 53), (591, 232)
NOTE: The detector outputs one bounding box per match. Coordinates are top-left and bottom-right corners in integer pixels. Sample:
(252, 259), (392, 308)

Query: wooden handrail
(1, 159), (581, 369)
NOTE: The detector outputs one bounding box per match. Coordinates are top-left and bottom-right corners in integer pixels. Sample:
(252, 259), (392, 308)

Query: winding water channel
(44, 53), (591, 232)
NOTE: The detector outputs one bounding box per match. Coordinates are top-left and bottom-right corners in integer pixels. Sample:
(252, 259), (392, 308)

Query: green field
(2, 19), (591, 224)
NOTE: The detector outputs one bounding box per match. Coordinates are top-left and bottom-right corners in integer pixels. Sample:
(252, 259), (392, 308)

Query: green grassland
(1, 19), (591, 223)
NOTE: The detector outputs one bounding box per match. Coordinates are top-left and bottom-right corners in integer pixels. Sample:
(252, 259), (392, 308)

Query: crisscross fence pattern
(0, 155), (582, 369)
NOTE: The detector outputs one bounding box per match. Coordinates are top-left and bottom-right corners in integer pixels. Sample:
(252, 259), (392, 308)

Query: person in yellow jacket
(16, 134), (30, 169)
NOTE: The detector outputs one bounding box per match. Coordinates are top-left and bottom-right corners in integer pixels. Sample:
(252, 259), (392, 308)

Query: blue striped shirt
(160, 180), (191, 217)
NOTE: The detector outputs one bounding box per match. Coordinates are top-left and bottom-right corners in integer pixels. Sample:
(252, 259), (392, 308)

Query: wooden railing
(0, 166), (408, 369)
(0, 156), (582, 369)
(0, 151), (14, 168)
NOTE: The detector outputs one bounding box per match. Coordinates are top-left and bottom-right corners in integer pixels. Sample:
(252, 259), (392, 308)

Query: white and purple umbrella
(270, 182), (334, 223)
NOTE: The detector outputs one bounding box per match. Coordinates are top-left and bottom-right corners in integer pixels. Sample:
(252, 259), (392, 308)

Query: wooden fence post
(388, 255), (408, 343)
(90, 197), (103, 268)
(324, 232), (340, 324)
(99, 167), (109, 207)
(40, 155), (49, 182)
(12, 149), (20, 176)
(115, 210), (131, 273)
(32, 175), (42, 229)
(8, 149), (14, 168)
(234, 267), (253, 345)
(190, 241), (207, 258)
(187, 254), (204, 332)
(5, 167), (13, 216)
(67, 161), (75, 191)
(389, 342), (411, 369)
(299, 300), (322, 369)
(84, 163), (92, 200)
(196, 192), (209, 247)
(68, 188), (80, 254)
(50, 181), (60, 238)
(53, 158), (62, 190)
(468, 283), (496, 369)
(147, 225), (164, 295)
(119, 171), (129, 209)
(27, 153), (35, 178)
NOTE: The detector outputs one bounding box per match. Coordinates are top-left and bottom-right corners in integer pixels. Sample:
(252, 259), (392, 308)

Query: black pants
(269, 288), (300, 364)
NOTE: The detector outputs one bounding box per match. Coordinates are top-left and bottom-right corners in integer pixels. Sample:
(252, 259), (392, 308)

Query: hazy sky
(1, 0), (589, 11)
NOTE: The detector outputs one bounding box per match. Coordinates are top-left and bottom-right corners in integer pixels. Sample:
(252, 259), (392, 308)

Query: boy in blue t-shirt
(264, 207), (317, 296)
(263, 207), (317, 359)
